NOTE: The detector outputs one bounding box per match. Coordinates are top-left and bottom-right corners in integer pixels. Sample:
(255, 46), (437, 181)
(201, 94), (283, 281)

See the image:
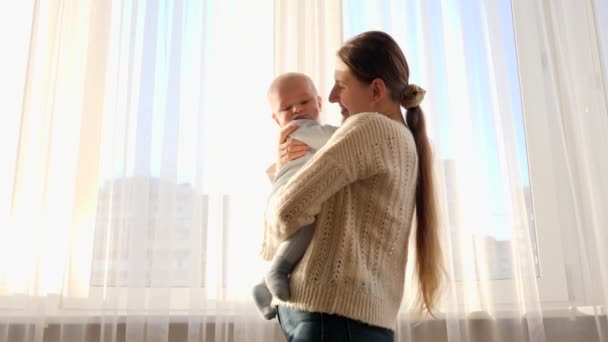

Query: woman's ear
(371, 78), (387, 103)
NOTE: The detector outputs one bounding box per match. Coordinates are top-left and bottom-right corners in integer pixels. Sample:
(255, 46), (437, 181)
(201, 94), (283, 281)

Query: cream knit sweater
(262, 112), (418, 331)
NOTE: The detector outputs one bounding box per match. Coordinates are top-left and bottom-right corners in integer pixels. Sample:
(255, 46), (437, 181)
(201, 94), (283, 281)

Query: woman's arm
(263, 113), (400, 257)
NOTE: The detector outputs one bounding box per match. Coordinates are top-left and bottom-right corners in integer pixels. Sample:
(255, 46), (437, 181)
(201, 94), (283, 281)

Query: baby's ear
(271, 112), (281, 126)
(317, 96), (322, 110)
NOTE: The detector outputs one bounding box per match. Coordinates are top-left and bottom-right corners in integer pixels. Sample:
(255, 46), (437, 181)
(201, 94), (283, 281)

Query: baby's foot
(261, 306), (277, 320)
(252, 282), (277, 320)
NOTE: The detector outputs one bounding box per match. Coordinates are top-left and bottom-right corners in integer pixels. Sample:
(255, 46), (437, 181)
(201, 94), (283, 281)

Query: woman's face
(328, 57), (374, 121)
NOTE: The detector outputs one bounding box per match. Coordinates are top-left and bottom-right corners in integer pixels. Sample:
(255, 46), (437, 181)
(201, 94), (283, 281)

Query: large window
(83, 0), (276, 304)
(341, 0), (567, 306)
(2, 0), (576, 312)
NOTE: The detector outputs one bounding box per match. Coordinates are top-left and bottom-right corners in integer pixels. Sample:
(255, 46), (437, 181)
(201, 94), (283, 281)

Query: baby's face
(270, 78), (321, 127)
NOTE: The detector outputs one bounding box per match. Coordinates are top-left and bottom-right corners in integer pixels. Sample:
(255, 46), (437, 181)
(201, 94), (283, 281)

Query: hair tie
(401, 84), (426, 109)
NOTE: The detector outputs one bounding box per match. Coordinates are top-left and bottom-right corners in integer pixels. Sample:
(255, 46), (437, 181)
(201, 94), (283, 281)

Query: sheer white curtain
(1, 0), (281, 341)
(1, 0), (607, 341)
(512, 0), (608, 340)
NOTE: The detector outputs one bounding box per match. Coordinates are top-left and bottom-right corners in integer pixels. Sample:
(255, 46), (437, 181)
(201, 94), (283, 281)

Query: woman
(263, 31), (443, 342)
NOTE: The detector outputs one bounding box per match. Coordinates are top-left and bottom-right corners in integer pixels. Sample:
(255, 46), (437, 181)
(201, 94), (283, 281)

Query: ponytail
(405, 105), (443, 317)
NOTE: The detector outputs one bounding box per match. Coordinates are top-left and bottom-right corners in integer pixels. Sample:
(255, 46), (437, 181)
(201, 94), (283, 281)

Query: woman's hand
(276, 124), (311, 171)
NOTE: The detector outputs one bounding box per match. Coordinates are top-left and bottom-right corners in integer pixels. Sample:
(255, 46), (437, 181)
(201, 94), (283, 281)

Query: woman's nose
(328, 86), (338, 103)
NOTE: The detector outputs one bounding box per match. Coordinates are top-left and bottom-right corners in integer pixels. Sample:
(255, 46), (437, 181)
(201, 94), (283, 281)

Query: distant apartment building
(90, 177), (208, 287)
(441, 159), (539, 281)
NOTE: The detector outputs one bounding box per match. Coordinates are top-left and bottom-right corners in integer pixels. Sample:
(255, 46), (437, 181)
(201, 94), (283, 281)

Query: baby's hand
(276, 124), (311, 171)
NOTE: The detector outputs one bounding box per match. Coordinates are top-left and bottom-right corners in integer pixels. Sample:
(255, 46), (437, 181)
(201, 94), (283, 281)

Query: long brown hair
(338, 31), (443, 315)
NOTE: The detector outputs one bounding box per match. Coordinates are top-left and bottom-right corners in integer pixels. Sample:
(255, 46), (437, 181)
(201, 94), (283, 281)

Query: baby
(252, 73), (337, 319)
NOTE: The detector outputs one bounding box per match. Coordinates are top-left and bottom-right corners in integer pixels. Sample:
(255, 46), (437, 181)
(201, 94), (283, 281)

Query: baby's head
(268, 73), (322, 127)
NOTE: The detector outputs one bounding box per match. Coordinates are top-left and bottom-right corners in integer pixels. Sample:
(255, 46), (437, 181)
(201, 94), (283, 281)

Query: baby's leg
(252, 278), (277, 320)
(266, 224), (314, 301)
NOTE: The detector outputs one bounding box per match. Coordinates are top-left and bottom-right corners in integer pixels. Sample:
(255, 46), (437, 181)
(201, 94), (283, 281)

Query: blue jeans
(277, 306), (394, 342)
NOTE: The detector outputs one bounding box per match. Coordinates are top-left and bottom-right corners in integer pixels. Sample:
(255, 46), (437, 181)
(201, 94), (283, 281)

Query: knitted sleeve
(262, 113), (398, 259)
